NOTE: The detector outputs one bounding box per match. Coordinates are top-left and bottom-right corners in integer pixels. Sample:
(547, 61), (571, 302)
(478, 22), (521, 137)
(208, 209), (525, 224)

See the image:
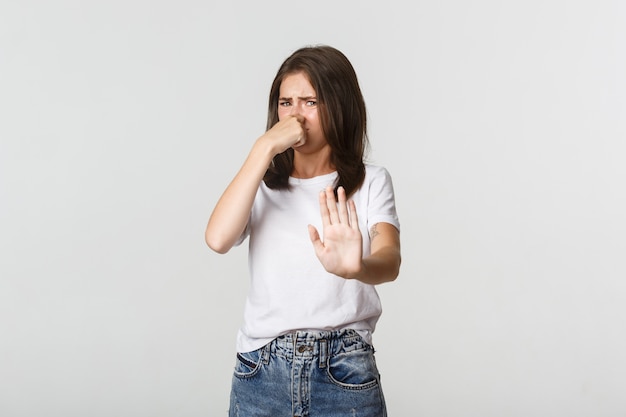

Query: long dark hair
(263, 45), (368, 197)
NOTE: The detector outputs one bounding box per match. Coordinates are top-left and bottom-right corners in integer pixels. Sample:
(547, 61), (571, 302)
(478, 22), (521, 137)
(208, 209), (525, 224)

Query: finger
(308, 224), (323, 249)
(336, 186), (349, 224)
(318, 189), (331, 227)
(292, 136), (304, 148)
(348, 199), (359, 230)
(295, 132), (306, 147)
(325, 186), (339, 224)
(292, 118), (306, 147)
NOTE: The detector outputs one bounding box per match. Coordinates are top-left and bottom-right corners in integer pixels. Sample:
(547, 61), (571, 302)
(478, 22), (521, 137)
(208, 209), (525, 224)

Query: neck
(291, 150), (334, 179)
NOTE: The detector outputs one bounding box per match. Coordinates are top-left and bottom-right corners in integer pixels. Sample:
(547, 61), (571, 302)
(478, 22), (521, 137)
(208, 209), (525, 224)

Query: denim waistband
(267, 329), (372, 364)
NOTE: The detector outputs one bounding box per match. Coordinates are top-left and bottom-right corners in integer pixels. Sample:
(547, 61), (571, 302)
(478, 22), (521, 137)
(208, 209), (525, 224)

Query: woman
(206, 45), (401, 417)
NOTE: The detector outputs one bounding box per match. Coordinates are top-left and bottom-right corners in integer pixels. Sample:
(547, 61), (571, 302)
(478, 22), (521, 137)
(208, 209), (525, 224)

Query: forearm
(349, 247), (401, 285)
(205, 140), (275, 253)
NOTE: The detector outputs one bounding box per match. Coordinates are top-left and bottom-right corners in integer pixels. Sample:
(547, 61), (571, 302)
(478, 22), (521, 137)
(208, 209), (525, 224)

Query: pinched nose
(288, 106), (303, 118)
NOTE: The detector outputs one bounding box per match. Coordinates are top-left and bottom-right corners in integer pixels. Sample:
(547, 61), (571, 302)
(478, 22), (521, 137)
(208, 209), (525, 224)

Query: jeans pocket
(233, 347), (264, 379)
(326, 347), (380, 390)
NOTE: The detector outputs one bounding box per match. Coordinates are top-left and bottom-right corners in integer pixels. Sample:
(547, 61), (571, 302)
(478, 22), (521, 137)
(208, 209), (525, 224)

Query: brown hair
(263, 45), (368, 197)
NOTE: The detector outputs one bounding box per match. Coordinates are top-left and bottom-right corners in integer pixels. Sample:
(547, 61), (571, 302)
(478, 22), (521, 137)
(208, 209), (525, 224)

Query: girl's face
(277, 72), (327, 154)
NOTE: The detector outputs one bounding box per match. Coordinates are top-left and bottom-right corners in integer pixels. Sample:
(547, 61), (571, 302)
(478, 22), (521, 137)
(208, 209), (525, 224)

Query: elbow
(388, 253), (402, 282)
(389, 269), (400, 282)
(385, 267), (400, 283)
(205, 231), (232, 254)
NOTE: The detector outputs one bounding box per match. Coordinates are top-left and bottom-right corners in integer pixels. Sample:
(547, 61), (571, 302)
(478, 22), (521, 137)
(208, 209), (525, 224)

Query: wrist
(344, 260), (367, 280)
(252, 136), (279, 163)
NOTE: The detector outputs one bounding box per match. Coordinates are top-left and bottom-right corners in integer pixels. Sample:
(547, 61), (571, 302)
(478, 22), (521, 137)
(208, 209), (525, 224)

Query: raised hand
(206, 115), (304, 254)
(308, 186), (363, 279)
(260, 115), (306, 155)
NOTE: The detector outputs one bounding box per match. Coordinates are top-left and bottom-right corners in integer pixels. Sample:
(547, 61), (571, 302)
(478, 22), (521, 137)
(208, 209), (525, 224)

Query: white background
(1, 1), (625, 416)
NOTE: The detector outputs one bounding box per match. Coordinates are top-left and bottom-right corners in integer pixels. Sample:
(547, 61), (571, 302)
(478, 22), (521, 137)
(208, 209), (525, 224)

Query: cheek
(277, 107), (288, 120)
(306, 113), (321, 131)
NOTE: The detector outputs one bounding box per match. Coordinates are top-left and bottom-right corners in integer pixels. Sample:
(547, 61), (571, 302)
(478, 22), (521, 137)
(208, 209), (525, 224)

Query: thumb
(308, 224), (323, 252)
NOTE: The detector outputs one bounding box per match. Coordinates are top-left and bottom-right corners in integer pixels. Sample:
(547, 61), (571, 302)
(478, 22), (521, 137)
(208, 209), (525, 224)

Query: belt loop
(261, 342), (270, 365)
(318, 339), (327, 369)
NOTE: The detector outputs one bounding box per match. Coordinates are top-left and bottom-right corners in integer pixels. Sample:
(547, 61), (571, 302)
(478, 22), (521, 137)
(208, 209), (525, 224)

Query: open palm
(308, 186), (363, 279)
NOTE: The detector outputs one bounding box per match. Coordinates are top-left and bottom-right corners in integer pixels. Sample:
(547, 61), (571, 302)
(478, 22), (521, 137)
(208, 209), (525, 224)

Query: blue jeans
(229, 329), (387, 417)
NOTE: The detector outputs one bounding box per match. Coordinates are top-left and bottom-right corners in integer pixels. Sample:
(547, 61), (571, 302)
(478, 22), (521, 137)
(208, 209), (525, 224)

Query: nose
(289, 104), (302, 117)
(289, 109), (305, 126)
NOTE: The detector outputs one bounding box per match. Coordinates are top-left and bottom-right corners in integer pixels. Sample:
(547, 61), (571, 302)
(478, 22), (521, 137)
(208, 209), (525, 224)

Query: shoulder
(358, 163), (400, 229)
(364, 163), (395, 184)
(365, 163), (392, 175)
(358, 163), (398, 200)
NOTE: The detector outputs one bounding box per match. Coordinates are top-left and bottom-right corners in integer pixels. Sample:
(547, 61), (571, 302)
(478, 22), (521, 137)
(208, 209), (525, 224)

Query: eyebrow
(278, 96), (317, 101)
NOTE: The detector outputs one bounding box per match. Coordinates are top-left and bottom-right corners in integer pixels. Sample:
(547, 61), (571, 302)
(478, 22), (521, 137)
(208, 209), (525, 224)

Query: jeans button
(298, 345), (306, 353)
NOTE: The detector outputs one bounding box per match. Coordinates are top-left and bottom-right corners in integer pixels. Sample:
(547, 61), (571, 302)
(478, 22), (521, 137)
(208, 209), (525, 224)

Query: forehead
(279, 71), (316, 95)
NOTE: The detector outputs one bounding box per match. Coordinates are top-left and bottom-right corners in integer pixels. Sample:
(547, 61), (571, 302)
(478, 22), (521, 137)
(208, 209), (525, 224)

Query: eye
(279, 101), (291, 107)
(306, 100), (317, 107)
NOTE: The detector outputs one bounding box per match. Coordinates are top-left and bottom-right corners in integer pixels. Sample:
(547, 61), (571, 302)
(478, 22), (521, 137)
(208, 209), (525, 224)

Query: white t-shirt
(235, 164), (400, 353)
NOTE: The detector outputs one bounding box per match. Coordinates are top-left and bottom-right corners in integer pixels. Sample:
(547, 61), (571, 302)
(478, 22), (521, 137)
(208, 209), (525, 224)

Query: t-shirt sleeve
(366, 166), (400, 233)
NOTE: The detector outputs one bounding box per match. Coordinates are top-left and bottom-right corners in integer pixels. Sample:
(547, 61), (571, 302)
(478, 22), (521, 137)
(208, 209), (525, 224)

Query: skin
(205, 71), (401, 284)
(308, 186), (401, 284)
(277, 72), (333, 178)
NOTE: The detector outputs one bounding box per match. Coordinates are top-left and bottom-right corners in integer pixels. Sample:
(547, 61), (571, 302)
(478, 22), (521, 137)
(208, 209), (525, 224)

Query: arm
(308, 186), (401, 284)
(355, 222), (401, 285)
(205, 116), (305, 254)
